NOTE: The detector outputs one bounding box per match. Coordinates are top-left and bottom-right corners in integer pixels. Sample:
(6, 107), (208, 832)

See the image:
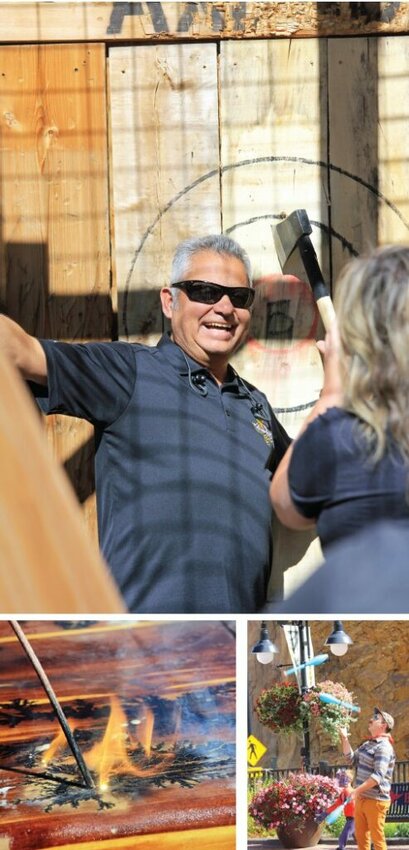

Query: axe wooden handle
(316, 294), (336, 332)
(297, 234), (336, 332)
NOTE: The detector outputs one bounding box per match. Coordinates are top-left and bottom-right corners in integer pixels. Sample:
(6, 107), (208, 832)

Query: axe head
(274, 209), (312, 270)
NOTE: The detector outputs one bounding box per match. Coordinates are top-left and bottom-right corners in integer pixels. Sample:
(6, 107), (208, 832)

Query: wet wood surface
(0, 620), (235, 849)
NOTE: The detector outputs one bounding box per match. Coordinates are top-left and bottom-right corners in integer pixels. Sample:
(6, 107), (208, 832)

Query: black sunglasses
(172, 279), (255, 309)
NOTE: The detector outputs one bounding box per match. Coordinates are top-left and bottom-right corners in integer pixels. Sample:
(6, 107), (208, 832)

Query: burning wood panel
(0, 620), (236, 849)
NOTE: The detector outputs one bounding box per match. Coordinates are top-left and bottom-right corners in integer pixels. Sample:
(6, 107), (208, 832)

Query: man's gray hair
(170, 234), (252, 286)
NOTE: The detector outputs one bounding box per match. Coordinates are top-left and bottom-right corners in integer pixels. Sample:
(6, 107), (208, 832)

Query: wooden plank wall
(2, 3), (409, 602)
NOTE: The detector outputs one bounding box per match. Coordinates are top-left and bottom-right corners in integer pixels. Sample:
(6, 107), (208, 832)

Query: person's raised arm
(0, 315), (47, 384)
(339, 726), (354, 760)
(269, 320), (344, 529)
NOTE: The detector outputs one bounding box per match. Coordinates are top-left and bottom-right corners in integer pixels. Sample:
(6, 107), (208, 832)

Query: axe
(273, 209), (336, 332)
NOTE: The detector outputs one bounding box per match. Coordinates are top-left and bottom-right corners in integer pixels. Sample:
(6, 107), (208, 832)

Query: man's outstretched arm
(0, 315), (48, 384)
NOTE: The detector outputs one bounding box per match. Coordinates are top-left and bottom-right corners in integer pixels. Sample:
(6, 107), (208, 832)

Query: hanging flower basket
(254, 679), (358, 741)
(249, 772), (338, 848)
(254, 680), (304, 735)
(301, 680), (357, 743)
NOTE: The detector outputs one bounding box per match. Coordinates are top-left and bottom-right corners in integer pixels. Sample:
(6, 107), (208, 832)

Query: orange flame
(40, 696), (178, 791)
(42, 722), (77, 767)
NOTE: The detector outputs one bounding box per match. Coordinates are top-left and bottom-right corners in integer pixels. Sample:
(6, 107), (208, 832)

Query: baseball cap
(374, 707), (394, 731)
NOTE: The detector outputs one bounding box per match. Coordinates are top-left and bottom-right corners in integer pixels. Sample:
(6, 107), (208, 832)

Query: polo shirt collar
(156, 333), (243, 392)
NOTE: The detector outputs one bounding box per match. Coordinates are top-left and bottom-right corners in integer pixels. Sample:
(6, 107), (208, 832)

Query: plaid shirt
(349, 735), (395, 801)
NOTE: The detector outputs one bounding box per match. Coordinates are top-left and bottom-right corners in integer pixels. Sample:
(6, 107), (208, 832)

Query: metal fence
(248, 761), (409, 787)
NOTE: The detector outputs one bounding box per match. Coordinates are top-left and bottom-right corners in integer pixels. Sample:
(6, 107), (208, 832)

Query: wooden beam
(0, 353), (125, 613)
(0, 2), (409, 45)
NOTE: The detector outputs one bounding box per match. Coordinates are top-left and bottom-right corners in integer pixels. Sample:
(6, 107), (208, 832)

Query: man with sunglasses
(339, 708), (396, 850)
(0, 233), (290, 613)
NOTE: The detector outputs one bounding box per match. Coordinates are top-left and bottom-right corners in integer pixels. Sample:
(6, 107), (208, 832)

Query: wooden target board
(3, 24), (409, 599)
(0, 620), (235, 849)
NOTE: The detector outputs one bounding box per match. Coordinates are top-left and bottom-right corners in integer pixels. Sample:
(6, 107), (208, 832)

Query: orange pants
(354, 797), (390, 850)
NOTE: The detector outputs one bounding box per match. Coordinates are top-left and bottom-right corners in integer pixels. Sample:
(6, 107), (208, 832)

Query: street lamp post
(297, 621), (312, 772)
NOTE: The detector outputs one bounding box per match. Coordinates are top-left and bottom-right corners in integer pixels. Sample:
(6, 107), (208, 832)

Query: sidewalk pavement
(248, 841), (409, 849)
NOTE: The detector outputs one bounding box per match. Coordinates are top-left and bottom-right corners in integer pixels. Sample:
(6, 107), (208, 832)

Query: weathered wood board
(0, 353), (124, 614)
(328, 37), (380, 274)
(0, 620), (235, 849)
(220, 37), (328, 437)
(329, 35), (409, 277)
(108, 43), (221, 342)
(219, 38), (328, 593)
(377, 37), (409, 241)
(0, 3), (408, 44)
(0, 43), (111, 543)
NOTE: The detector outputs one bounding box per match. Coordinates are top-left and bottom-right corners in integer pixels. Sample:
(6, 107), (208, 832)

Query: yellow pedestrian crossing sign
(247, 734), (267, 766)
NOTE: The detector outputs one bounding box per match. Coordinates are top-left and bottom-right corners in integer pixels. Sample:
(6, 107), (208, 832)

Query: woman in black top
(270, 244), (409, 552)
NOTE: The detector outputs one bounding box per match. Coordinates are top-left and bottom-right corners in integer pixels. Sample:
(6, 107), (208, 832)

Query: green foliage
(387, 822), (409, 837)
(323, 814), (346, 837)
(248, 784), (276, 838)
(384, 822), (397, 838)
(396, 823), (409, 837)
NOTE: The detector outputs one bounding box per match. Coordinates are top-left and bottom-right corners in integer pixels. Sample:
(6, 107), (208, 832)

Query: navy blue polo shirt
(36, 334), (290, 613)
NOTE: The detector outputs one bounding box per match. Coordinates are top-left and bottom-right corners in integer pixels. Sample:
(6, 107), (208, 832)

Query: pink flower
(249, 773), (338, 831)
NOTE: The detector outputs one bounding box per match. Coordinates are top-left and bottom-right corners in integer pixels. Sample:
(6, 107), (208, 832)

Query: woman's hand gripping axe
(273, 209), (336, 332)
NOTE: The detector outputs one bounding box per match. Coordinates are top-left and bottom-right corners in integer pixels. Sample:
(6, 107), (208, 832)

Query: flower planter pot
(276, 819), (324, 848)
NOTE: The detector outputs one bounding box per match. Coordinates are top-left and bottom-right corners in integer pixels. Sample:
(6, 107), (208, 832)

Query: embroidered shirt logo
(252, 417), (274, 446)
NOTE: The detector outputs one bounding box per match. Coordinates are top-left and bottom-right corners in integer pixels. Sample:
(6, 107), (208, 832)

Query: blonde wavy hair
(335, 244), (409, 462)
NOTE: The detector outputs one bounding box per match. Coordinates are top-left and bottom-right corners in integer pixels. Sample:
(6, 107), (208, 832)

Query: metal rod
(9, 620), (95, 790)
(0, 761), (95, 789)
